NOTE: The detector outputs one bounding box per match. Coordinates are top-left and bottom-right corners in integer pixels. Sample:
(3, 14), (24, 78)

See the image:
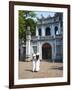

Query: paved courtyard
(18, 60), (63, 79)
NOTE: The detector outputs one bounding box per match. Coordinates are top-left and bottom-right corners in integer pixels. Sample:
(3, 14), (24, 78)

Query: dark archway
(45, 27), (51, 35)
(38, 28), (41, 36)
(42, 43), (52, 60)
(55, 26), (58, 35)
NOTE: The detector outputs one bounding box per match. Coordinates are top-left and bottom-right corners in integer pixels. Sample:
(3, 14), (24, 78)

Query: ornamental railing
(31, 35), (62, 41)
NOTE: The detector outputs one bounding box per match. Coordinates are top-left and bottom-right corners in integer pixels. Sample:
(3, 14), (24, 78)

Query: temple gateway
(19, 13), (63, 62)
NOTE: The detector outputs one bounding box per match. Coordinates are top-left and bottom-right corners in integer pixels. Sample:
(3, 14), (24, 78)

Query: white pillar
(58, 23), (61, 34)
(37, 41), (42, 60)
(26, 27), (31, 61)
(42, 25), (45, 36)
(52, 42), (56, 62)
(51, 25), (55, 36)
(26, 39), (31, 57)
(36, 26), (38, 36)
(40, 44), (42, 60)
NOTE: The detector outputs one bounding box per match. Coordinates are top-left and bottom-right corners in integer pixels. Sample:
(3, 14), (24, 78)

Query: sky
(24, 11), (56, 21)
(30, 11), (55, 21)
(35, 11), (55, 18)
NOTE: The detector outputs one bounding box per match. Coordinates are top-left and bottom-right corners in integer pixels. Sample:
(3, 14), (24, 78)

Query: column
(26, 27), (31, 61)
(36, 26), (38, 36)
(52, 42), (56, 62)
(42, 25), (45, 36)
(37, 41), (42, 60)
(51, 24), (55, 37)
(58, 22), (61, 34)
(26, 39), (30, 57)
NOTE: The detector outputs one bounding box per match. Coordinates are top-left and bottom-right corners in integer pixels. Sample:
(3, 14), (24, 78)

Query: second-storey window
(55, 26), (58, 35)
(45, 27), (51, 36)
(38, 28), (41, 36)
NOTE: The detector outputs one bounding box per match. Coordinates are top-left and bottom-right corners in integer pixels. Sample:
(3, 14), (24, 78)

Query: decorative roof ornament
(47, 14), (51, 19)
(41, 14), (45, 20)
(48, 14), (51, 17)
(37, 17), (40, 20)
(36, 14), (45, 21)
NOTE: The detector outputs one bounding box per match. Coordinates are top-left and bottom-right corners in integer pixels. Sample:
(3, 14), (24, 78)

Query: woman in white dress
(32, 54), (36, 72)
(36, 53), (40, 72)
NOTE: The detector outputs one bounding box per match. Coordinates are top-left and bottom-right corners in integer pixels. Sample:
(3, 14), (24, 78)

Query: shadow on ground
(25, 69), (33, 72)
(51, 66), (63, 70)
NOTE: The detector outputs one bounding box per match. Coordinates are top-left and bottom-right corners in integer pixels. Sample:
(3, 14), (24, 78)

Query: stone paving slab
(18, 61), (63, 79)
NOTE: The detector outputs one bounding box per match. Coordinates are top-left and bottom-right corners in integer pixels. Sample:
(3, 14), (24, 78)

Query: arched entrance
(42, 43), (52, 60)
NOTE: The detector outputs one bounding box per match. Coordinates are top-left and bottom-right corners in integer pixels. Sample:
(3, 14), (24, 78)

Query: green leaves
(19, 10), (36, 42)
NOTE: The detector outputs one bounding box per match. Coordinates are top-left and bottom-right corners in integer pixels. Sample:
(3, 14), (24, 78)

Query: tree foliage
(19, 10), (37, 42)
